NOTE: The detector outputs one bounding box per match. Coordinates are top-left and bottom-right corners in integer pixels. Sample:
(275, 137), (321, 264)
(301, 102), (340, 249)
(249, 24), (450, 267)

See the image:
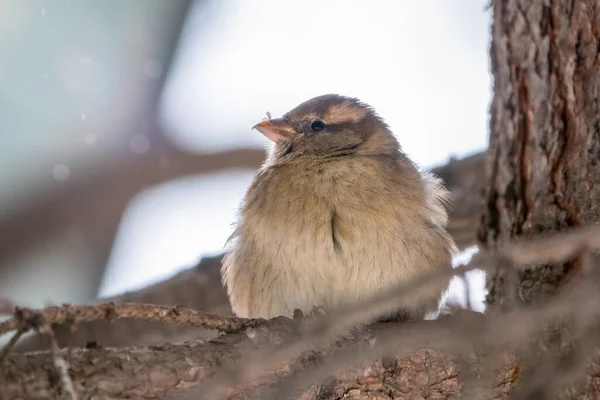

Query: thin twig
(0, 302), (265, 337)
(0, 329), (24, 364)
(43, 326), (78, 400)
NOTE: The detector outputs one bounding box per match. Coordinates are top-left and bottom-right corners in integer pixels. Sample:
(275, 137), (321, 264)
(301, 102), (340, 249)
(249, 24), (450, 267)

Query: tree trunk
(479, 0), (600, 306)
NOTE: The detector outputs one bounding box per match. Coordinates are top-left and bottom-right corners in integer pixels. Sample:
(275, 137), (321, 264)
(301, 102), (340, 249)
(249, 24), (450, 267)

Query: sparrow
(221, 94), (456, 321)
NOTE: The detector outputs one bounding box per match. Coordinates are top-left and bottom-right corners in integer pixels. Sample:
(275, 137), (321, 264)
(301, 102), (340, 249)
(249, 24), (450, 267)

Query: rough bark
(0, 326), (503, 400)
(479, 0), (600, 305)
(1, 318), (472, 400)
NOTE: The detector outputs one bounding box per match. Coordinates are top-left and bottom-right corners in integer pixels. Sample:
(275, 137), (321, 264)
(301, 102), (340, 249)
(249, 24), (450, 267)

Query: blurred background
(0, 0), (489, 320)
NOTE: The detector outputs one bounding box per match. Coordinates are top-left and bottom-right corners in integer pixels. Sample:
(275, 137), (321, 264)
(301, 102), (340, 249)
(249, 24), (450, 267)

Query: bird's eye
(310, 120), (325, 132)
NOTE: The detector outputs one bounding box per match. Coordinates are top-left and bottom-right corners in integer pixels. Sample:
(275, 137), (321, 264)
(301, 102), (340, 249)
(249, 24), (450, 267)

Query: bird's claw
(292, 306), (328, 321)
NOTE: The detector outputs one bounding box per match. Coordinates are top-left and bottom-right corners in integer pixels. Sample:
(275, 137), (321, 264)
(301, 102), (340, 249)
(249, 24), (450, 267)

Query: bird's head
(252, 94), (400, 162)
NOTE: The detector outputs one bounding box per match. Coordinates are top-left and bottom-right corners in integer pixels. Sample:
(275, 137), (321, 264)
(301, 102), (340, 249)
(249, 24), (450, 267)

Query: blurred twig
(191, 225), (600, 398)
(0, 146), (266, 270)
(0, 329), (24, 364)
(263, 266), (600, 400)
(43, 325), (79, 400)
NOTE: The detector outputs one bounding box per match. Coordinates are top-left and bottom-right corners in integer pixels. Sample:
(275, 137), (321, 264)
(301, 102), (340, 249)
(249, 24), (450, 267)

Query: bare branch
(0, 330), (24, 364)
(4, 225), (600, 399)
(0, 302), (264, 337)
(15, 254), (231, 351)
(1, 316), (295, 399)
(262, 271), (600, 400)
(0, 147), (266, 272)
(43, 326), (79, 400)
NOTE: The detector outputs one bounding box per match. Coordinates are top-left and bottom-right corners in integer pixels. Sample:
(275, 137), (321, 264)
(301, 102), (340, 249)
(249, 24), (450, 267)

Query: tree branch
(4, 225), (600, 399)
(14, 254), (230, 351)
(0, 317), (502, 399)
(0, 147), (266, 269)
(0, 303), (264, 337)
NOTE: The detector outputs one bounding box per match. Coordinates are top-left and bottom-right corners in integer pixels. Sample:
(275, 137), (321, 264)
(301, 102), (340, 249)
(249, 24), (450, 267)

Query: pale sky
(159, 0), (491, 168)
(99, 0), (491, 311)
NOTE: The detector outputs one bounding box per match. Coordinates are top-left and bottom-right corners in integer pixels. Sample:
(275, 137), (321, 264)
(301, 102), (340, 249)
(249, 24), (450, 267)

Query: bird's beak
(252, 118), (296, 143)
